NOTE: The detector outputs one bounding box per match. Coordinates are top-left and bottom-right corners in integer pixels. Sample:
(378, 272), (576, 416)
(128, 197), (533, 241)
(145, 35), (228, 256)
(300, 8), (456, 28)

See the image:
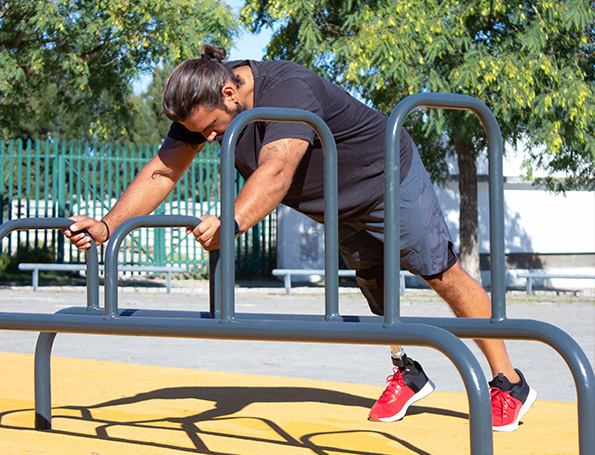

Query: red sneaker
(369, 359), (435, 422)
(490, 369), (537, 432)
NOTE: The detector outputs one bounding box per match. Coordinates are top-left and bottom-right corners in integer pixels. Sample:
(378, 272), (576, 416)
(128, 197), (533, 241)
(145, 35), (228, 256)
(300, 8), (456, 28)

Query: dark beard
(224, 102), (245, 117)
(216, 103), (245, 143)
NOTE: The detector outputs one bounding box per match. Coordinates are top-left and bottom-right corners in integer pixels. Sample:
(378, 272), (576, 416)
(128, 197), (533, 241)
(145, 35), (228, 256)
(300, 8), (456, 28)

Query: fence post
(56, 154), (66, 263)
(154, 204), (166, 266)
(0, 140), (5, 229)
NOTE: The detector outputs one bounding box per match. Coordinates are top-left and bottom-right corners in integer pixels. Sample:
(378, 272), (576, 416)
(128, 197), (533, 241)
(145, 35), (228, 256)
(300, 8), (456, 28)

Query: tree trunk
(456, 139), (482, 285)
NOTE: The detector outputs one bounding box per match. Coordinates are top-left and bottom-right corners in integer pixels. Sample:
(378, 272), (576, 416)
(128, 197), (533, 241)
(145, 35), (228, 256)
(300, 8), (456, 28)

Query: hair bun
(200, 44), (227, 63)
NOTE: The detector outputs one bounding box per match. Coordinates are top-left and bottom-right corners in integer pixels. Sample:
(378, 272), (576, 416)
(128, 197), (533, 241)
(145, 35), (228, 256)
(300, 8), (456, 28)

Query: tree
(0, 0), (239, 141)
(126, 63), (174, 146)
(241, 0), (594, 283)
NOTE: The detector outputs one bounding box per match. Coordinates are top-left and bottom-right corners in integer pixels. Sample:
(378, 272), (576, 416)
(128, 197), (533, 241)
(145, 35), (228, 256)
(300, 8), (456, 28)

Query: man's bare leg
(377, 263), (535, 428)
(424, 261), (520, 383)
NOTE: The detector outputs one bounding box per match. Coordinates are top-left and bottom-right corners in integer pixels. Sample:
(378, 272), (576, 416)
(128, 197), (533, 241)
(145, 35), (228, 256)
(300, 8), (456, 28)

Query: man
(65, 44), (536, 431)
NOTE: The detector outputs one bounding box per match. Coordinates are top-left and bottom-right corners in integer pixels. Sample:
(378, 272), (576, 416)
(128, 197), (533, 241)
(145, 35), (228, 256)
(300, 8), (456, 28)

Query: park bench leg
(284, 274), (291, 295)
(32, 269), (39, 292)
(526, 276), (533, 295)
(34, 332), (57, 430)
(166, 272), (172, 294)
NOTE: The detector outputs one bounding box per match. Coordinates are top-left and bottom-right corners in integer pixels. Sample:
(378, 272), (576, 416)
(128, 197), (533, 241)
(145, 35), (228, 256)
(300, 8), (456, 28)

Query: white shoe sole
(376, 379), (436, 422)
(492, 387), (537, 432)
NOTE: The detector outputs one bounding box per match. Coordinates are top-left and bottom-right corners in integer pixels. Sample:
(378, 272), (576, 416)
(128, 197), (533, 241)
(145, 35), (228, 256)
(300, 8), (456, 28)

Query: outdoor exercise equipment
(0, 93), (593, 455)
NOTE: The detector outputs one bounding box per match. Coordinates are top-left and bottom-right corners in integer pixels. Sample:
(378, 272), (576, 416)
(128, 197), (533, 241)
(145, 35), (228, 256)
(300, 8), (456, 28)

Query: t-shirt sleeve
(167, 122), (206, 144)
(257, 79), (322, 147)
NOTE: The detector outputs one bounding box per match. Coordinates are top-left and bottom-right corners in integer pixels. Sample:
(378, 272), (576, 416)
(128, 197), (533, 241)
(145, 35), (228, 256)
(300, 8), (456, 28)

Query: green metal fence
(0, 138), (276, 276)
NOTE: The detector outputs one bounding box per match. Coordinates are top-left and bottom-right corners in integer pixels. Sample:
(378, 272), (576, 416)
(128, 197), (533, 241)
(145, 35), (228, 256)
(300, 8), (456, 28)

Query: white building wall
(276, 148), (594, 290)
(439, 148), (595, 255)
(434, 181), (595, 255)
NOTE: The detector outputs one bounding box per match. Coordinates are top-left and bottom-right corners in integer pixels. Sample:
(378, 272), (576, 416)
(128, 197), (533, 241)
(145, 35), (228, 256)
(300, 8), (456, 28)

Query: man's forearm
(234, 138), (308, 234)
(233, 163), (292, 234)
(103, 138), (200, 231)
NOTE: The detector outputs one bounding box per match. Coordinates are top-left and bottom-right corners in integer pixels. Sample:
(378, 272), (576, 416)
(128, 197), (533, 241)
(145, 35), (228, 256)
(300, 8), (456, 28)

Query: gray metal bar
(209, 249), (220, 318)
(419, 316), (595, 453)
(24, 305), (594, 450)
(104, 215), (201, 317)
(386, 93), (506, 322)
(384, 104), (402, 326)
(34, 332), (56, 430)
(32, 268), (39, 291)
(0, 217), (99, 310)
(2, 95), (591, 454)
(3, 311), (492, 452)
(384, 92), (592, 454)
(220, 108), (340, 321)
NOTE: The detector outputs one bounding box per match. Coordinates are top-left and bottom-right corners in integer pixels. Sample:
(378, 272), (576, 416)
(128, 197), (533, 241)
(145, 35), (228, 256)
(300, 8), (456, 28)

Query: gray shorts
(338, 143), (456, 315)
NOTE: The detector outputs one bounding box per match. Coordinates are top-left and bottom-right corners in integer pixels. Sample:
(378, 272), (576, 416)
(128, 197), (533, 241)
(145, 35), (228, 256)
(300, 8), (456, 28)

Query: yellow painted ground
(0, 352), (579, 454)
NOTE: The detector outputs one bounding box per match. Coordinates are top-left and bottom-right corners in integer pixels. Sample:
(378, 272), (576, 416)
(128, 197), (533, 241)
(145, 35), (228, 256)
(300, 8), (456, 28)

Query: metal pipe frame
(0, 95), (592, 453)
(18, 304), (595, 449)
(385, 93), (593, 453)
(103, 215), (203, 318)
(386, 93), (507, 322)
(0, 107), (494, 453)
(219, 108), (340, 321)
(8, 306), (491, 452)
(0, 218), (99, 430)
(0, 218), (99, 310)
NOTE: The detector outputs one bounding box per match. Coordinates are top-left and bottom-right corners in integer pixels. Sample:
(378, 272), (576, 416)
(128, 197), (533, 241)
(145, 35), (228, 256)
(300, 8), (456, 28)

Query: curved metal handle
(103, 215), (201, 317)
(384, 92), (505, 324)
(219, 107), (340, 321)
(0, 217), (99, 310)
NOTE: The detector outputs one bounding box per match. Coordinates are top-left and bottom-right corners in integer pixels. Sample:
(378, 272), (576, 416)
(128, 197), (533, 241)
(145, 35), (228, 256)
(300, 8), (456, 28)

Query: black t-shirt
(168, 59), (413, 222)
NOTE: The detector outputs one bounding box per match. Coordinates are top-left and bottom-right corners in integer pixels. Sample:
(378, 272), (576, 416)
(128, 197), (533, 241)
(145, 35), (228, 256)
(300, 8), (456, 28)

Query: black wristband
(218, 217), (240, 235)
(100, 219), (110, 241)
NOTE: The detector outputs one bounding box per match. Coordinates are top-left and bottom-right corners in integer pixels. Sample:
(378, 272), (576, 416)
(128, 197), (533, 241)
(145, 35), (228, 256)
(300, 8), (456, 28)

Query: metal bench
(516, 272), (595, 295)
(18, 263), (185, 294)
(272, 268), (414, 295)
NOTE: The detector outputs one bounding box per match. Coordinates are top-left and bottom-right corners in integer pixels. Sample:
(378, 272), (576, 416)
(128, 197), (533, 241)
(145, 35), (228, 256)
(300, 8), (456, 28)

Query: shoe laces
(490, 387), (519, 417)
(380, 368), (407, 399)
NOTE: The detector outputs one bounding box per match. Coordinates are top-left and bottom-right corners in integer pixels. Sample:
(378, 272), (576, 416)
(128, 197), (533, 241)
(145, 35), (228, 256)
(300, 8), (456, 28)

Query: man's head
(161, 44), (243, 124)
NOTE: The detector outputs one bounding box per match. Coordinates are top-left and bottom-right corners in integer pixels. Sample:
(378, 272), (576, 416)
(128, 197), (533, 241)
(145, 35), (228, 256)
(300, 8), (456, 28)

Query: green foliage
(0, 0), (239, 142)
(0, 242), (56, 275)
(126, 63), (174, 145)
(241, 0), (595, 191)
(0, 251), (10, 274)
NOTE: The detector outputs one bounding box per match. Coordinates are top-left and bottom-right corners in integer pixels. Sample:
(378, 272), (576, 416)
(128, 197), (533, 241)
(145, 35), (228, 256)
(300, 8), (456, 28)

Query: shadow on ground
(0, 385), (468, 455)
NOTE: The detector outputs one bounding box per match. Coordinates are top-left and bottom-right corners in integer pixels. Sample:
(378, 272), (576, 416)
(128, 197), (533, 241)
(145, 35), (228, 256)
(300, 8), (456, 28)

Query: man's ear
(221, 84), (239, 103)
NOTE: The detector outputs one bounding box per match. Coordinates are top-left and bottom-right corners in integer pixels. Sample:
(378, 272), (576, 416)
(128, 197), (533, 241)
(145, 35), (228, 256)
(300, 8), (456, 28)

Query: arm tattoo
(259, 139), (306, 167)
